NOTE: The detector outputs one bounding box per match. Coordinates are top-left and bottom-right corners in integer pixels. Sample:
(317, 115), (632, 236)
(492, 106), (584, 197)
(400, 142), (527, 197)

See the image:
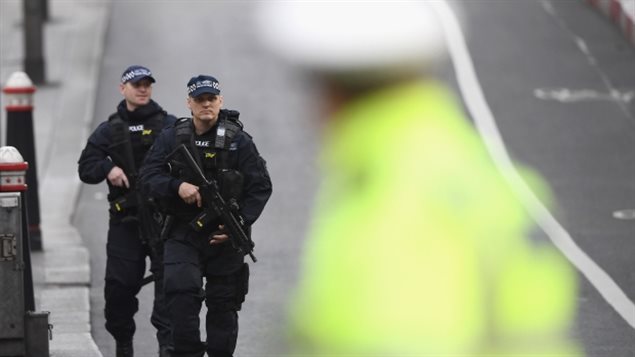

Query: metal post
(0, 147), (28, 356)
(3, 72), (42, 251)
(23, 0), (46, 84)
(0, 146), (49, 357)
(39, 0), (48, 22)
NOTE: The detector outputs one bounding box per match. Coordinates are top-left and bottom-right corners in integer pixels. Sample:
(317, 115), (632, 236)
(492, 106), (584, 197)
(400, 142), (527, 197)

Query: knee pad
(164, 262), (202, 295)
(205, 263), (249, 312)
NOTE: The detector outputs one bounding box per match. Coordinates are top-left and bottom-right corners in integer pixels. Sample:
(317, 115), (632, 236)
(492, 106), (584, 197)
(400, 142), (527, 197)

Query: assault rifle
(108, 137), (164, 285)
(170, 144), (257, 262)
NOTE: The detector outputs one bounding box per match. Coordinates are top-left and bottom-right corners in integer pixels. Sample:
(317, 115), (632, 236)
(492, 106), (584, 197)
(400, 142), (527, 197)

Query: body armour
(166, 109), (245, 222)
(107, 109), (167, 205)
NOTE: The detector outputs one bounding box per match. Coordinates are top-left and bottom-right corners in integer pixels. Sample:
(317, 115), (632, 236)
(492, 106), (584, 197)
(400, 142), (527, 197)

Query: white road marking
(534, 88), (635, 103)
(613, 209), (635, 220)
(574, 36), (593, 58)
(431, 0), (635, 329)
(540, 0), (634, 121)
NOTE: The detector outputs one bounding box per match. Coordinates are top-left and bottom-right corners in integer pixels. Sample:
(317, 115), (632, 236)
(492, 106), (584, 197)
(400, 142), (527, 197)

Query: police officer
(78, 65), (176, 357)
(257, 2), (581, 356)
(139, 75), (272, 357)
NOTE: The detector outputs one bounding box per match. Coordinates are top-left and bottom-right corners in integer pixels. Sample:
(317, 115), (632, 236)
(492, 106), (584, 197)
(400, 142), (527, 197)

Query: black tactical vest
(108, 111), (166, 174)
(167, 110), (244, 218)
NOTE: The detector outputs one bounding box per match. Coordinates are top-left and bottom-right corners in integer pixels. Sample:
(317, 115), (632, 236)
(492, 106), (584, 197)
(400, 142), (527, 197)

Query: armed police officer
(78, 65), (176, 357)
(139, 75), (272, 357)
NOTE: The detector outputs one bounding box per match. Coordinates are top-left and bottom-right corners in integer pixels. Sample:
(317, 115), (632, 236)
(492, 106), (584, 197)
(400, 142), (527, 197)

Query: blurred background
(1, 1), (634, 356)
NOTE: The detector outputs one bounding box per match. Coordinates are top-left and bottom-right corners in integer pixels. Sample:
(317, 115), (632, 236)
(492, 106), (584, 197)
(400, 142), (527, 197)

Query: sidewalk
(1, 0), (109, 356)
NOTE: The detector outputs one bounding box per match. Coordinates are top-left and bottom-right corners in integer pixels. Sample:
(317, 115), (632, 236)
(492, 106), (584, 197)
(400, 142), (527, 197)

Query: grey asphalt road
(72, 1), (635, 357)
(454, 1), (635, 356)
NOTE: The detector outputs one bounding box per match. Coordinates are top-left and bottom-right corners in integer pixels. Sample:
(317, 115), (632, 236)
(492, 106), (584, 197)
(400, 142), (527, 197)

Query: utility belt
(109, 193), (163, 233)
(165, 206), (220, 234)
(189, 209), (220, 234)
(109, 192), (139, 216)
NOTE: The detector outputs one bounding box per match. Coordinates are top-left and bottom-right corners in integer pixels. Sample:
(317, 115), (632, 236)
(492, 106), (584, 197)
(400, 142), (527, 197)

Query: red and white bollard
(0, 146), (29, 192)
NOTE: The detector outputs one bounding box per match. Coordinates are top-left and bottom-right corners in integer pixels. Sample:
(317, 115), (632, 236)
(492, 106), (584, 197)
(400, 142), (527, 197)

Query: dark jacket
(78, 99), (177, 203)
(139, 115), (272, 227)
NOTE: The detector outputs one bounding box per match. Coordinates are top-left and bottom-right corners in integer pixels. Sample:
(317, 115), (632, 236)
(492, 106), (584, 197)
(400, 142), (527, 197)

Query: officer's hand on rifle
(107, 166), (129, 188)
(178, 182), (202, 207)
(209, 225), (229, 245)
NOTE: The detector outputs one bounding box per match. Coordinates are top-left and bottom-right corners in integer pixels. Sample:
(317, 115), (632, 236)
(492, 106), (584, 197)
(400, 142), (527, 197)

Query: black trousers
(104, 219), (171, 347)
(163, 225), (246, 357)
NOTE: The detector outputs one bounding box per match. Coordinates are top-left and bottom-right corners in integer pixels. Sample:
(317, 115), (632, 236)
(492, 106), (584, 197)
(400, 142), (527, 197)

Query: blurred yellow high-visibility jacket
(289, 80), (581, 356)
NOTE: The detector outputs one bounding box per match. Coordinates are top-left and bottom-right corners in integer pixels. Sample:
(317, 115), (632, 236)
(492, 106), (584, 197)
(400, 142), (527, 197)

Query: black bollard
(23, 0), (46, 84)
(39, 0), (49, 22)
(3, 72), (42, 251)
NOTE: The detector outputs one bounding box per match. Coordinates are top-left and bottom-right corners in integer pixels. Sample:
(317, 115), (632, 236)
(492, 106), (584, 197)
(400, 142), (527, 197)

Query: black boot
(116, 340), (134, 357)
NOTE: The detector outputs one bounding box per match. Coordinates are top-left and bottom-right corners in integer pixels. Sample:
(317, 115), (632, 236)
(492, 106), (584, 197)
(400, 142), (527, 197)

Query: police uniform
(139, 110), (272, 357)
(78, 98), (176, 351)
